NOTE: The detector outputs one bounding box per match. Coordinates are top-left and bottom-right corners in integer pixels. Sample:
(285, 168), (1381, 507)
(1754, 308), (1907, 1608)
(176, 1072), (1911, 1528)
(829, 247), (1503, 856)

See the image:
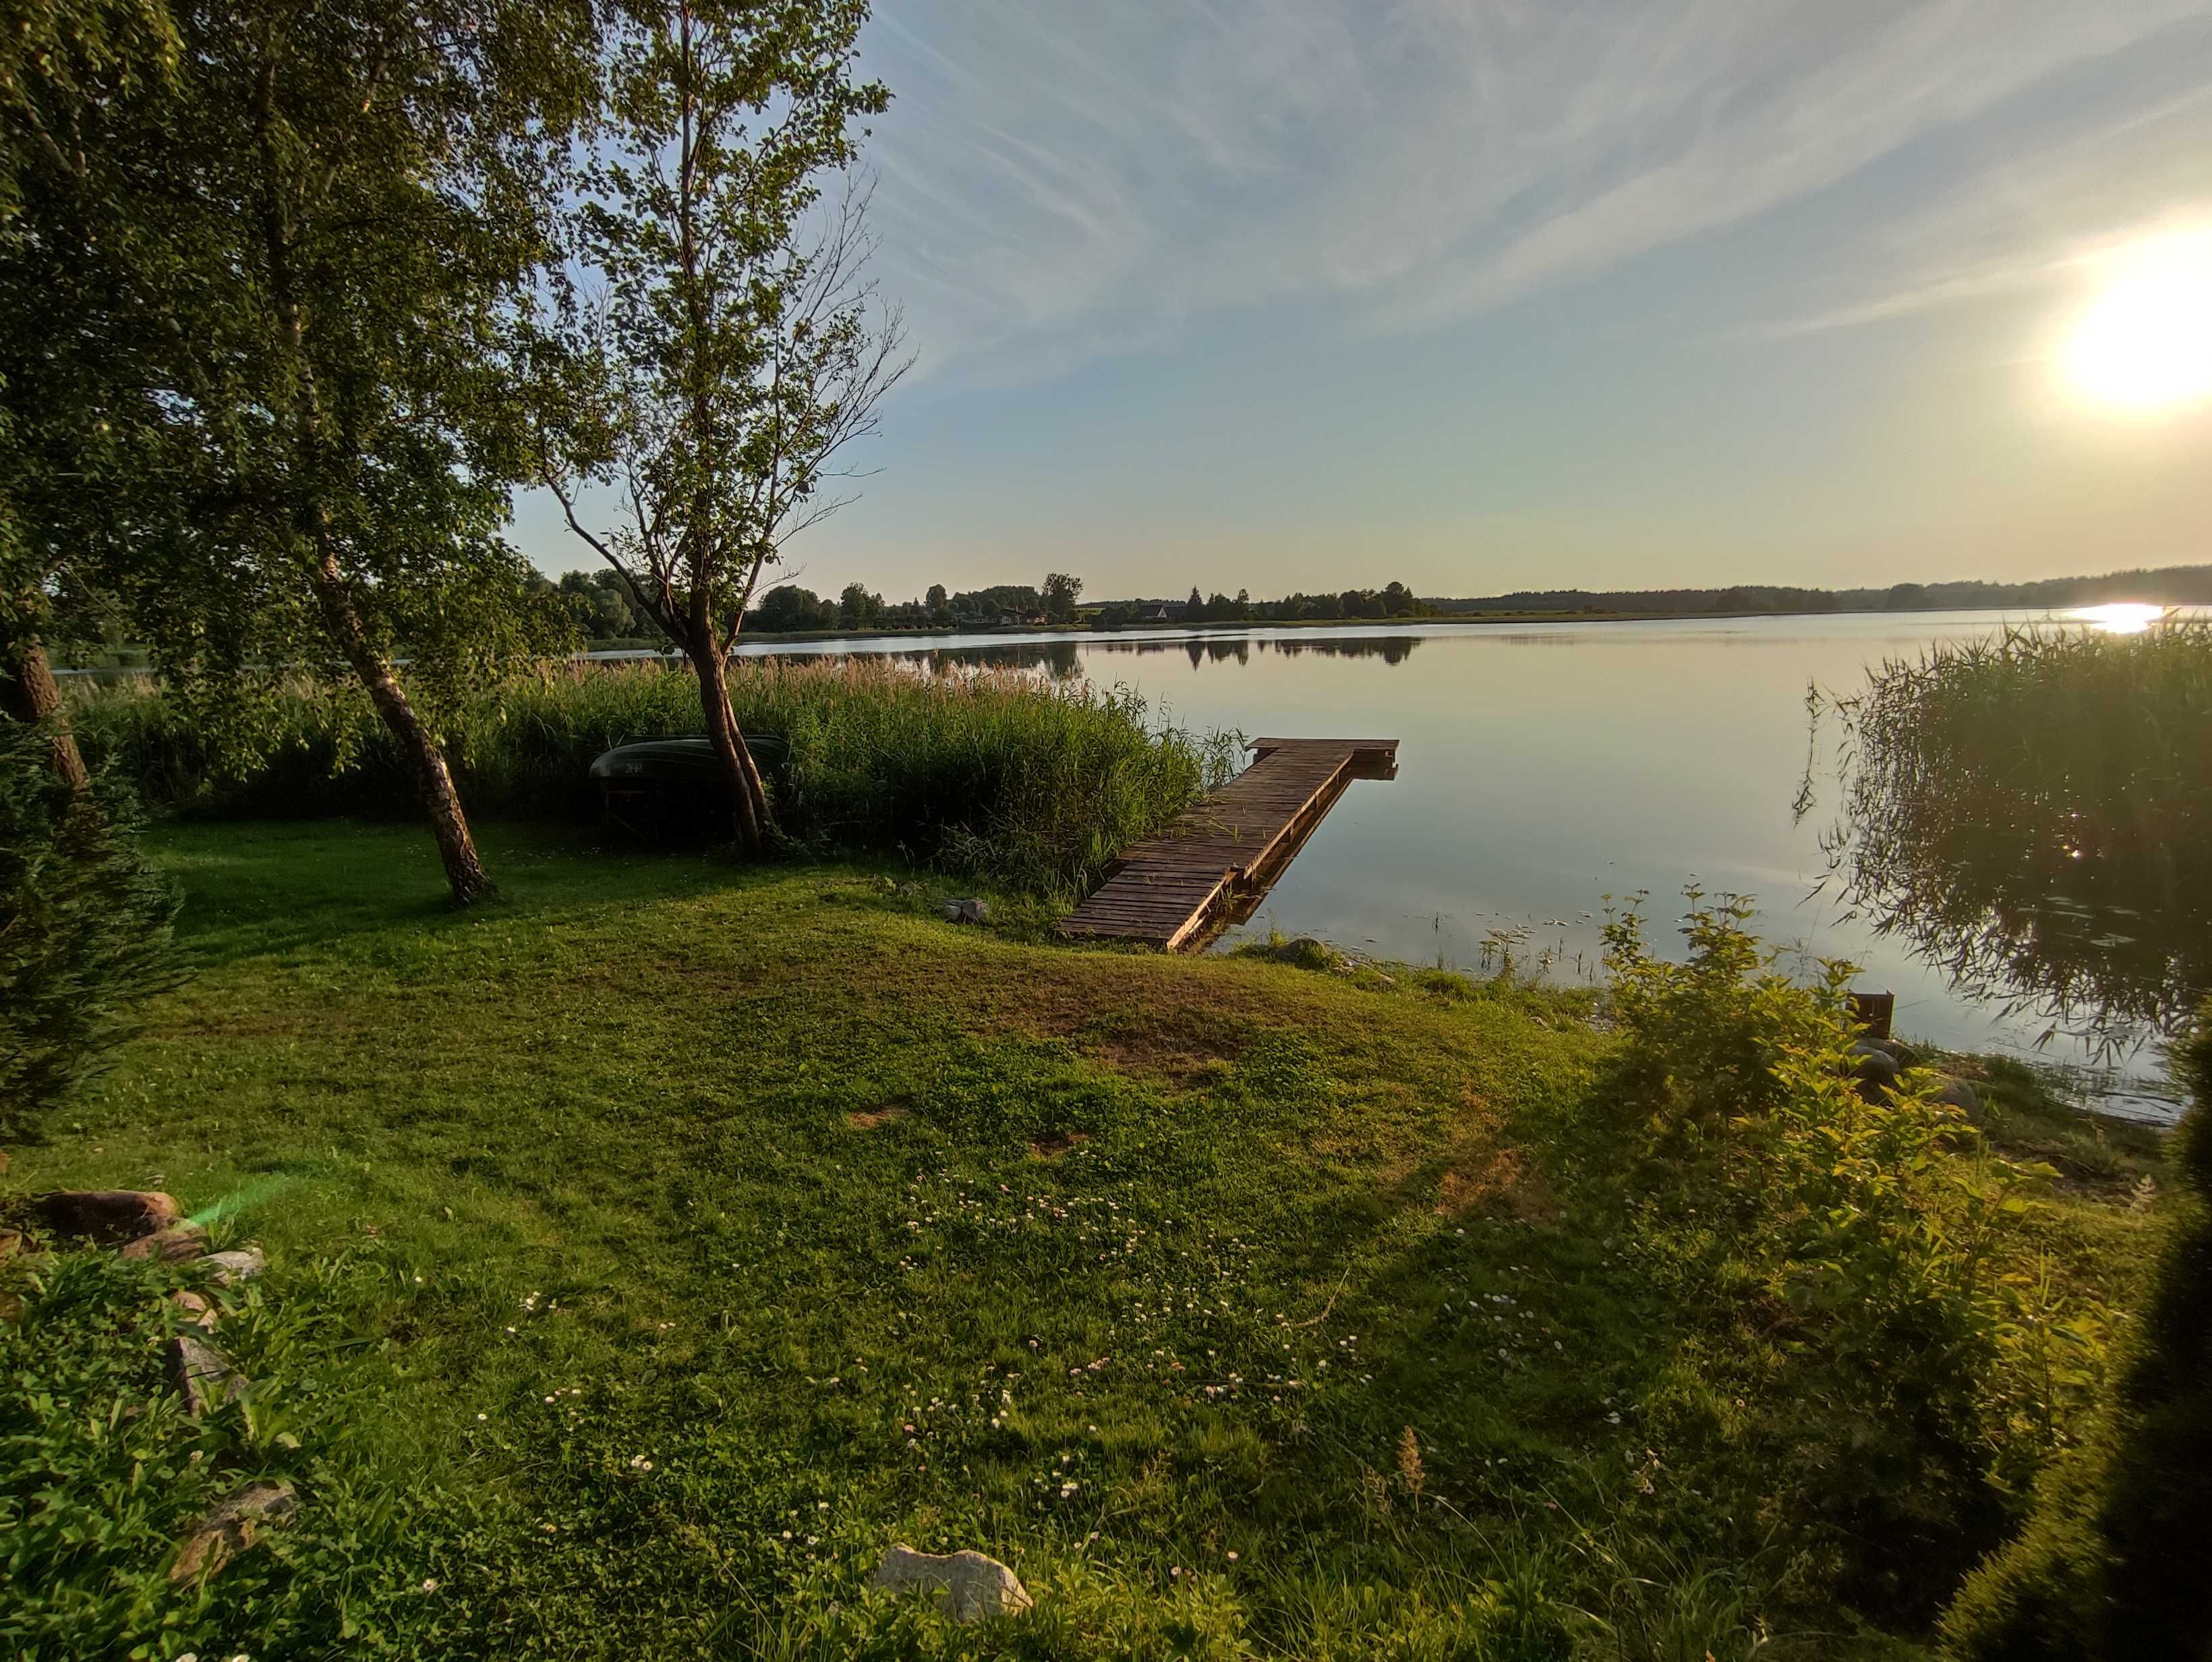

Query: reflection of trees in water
(1086, 634), (1422, 666)
(770, 630), (1422, 681)
(1805, 623), (2212, 1050)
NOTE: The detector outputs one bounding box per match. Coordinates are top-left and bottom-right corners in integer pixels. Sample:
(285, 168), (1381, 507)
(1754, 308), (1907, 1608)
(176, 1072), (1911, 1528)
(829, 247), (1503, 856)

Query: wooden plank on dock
(1055, 737), (1399, 952)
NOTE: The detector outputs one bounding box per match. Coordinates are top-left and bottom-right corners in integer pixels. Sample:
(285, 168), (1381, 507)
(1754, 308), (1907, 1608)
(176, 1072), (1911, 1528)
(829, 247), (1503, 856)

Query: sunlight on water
(2070, 602), (2167, 634)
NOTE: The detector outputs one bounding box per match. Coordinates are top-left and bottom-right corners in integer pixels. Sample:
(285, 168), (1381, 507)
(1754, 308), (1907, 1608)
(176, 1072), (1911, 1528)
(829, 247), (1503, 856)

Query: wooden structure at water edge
(1056, 737), (1399, 952)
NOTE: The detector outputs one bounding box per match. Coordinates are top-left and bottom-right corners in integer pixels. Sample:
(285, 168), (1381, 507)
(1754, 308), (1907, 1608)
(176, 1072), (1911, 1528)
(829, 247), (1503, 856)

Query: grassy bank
(2, 822), (2165, 1660)
(67, 660), (1233, 892)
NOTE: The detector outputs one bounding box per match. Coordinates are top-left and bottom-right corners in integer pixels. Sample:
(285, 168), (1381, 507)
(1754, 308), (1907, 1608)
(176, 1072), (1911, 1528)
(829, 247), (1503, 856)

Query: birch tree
(534, 0), (902, 853)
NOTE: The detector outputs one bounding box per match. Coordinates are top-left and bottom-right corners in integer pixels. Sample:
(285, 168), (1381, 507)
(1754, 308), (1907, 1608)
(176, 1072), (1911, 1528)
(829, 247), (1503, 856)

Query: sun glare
(2062, 229), (2212, 413)
(2070, 602), (2167, 635)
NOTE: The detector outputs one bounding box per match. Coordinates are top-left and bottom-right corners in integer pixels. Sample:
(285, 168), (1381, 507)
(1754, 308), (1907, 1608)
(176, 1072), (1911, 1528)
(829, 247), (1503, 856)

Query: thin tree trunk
(690, 643), (767, 854)
(309, 548), (496, 905)
(0, 627), (92, 795)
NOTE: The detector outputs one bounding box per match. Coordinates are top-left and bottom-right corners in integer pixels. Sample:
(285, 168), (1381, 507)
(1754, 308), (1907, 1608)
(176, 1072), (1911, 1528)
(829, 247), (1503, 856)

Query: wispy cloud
(859, 0), (2212, 382)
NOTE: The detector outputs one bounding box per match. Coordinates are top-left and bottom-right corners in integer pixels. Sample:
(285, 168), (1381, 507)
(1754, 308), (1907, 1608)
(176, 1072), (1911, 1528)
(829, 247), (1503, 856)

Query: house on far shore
(1143, 605), (1175, 623)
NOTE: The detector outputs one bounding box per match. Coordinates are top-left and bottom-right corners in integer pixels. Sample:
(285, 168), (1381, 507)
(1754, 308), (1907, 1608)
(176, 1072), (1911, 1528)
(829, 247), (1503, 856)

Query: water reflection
(769, 633), (1426, 679)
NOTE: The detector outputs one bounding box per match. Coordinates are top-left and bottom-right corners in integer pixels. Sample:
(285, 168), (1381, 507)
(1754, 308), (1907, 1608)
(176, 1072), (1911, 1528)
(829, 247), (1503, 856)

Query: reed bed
(68, 659), (1238, 892)
(1812, 616), (2212, 1037)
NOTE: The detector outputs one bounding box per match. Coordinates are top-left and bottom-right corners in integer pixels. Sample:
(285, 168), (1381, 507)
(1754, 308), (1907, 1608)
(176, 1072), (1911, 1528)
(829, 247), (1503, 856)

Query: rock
(201, 1246), (266, 1286)
(1268, 936), (1341, 971)
(118, 1223), (210, 1263)
(29, 1190), (181, 1244)
(1932, 1075), (1982, 1118)
(169, 1479), (297, 1582)
(169, 1331), (245, 1416)
(171, 1290), (219, 1332)
(1849, 1041), (1900, 1084)
(869, 1545), (1032, 1623)
(1849, 1041), (1900, 1104)
(941, 898), (989, 925)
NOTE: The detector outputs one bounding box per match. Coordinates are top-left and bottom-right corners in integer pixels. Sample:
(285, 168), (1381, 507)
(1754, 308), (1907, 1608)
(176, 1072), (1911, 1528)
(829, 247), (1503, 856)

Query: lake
(711, 608), (2192, 1120)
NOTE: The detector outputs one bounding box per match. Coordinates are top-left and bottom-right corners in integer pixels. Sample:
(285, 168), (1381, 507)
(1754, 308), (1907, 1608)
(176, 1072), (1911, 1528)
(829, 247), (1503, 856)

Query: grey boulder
(869, 1545), (1032, 1622)
(941, 898), (990, 925)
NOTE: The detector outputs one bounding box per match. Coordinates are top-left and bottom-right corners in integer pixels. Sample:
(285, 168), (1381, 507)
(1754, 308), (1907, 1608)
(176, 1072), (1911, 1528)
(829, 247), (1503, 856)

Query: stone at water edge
(118, 1222), (210, 1263)
(169, 1331), (246, 1417)
(169, 1479), (299, 1583)
(202, 1246), (266, 1286)
(29, 1190), (181, 1244)
(869, 1545), (1033, 1622)
(1932, 1076), (1983, 1118)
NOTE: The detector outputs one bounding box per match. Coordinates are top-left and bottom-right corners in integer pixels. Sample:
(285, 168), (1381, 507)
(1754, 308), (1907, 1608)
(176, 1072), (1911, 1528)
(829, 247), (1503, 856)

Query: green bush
(0, 723), (179, 1141)
(1943, 1000), (2212, 1661)
(70, 660), (1235, 892)
(1600, 894), (2064, 1625)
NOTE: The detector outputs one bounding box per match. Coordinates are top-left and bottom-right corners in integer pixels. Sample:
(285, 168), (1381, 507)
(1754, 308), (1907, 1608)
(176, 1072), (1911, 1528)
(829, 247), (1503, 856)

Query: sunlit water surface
(708, 608), (2202, 1121)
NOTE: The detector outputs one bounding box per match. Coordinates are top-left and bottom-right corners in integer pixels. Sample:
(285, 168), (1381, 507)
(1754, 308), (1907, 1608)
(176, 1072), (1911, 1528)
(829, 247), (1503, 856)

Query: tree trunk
(0, 627), (92, 795)
(309, 551), (496, 905)
(690, 646), (769, 855)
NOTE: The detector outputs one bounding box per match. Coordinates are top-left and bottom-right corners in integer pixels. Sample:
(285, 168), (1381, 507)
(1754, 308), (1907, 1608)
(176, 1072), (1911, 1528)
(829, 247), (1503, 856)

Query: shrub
(71, 660), (1234, 893)
(0, 722), (179, 1141)
(1943, 1000), (2212, 1661)
(1600, 894), (2064, 1624)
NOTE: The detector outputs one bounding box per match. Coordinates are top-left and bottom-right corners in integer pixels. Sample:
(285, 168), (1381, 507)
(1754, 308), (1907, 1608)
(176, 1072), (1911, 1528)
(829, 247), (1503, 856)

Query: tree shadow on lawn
(149, 818), (803, 970)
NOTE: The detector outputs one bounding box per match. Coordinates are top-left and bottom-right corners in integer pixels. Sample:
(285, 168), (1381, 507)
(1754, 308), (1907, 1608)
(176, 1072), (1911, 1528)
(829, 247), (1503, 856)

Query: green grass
(3, 822), (2165, 1659)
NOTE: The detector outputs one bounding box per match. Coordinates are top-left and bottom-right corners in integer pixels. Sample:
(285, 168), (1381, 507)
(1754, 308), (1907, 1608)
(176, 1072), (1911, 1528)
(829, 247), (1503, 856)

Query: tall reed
(1807, 617), (2212, 1041)
(69, 659), (1238, 893)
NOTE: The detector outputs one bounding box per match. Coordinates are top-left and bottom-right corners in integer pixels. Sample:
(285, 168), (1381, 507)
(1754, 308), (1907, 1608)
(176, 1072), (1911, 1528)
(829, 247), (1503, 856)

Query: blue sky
(513, 0), (2212, 600)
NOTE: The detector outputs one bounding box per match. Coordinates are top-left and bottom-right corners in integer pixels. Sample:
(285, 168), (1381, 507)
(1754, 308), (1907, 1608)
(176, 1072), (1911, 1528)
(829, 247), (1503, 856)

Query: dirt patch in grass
(1434, 1144), (1558, 1223)
(845, 1104), (911, 1130)
(1030, 1130), (1089, 1159)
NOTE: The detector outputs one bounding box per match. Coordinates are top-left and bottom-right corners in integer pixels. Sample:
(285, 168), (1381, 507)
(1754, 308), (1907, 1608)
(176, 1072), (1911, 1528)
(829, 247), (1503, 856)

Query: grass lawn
(5, 820), (2164, 1660)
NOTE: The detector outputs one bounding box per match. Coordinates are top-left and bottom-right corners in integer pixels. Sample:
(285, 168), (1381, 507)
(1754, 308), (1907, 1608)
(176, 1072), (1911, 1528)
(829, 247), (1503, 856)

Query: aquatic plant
(1802, 619), (2212, 1050)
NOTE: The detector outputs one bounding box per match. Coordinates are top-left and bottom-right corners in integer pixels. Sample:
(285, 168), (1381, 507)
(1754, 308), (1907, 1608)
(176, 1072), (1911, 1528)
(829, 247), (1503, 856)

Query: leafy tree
(838, 582), (882, 629)
(534, 0), (902, 854)
(0, 0), (181, 795)
(752, 585), (835, 633)
(3, 0), (597, 904)
(925, 581), (950, 625)
(1042, 571), (1082, 623)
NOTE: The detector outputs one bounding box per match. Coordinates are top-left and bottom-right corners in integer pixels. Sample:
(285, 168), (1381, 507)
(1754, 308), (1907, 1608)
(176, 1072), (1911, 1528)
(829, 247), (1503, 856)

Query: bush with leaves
(1600, 894), (2074, 1624)
(0, 722), (178, 1141)
(1943, 998), (2212, 1661)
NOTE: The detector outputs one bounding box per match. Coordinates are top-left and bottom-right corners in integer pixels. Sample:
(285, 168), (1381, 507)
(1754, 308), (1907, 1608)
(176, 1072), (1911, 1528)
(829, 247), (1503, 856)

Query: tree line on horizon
(1436, 563), (2212, 617)
(552, 561), (2212, 643)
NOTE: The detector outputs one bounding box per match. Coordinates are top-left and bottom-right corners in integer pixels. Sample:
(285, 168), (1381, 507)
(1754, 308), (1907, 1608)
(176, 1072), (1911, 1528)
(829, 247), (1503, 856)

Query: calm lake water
(716, 608), (2192, 1120)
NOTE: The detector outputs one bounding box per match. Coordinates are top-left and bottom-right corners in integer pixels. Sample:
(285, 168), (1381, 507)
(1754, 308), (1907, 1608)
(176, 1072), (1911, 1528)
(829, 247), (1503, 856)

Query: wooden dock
(1055, 737), (1399, 952)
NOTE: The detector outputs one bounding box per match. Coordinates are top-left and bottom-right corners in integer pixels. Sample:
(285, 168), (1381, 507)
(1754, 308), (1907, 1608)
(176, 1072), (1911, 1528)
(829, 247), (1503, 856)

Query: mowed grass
(8, 822), (2160, 1659)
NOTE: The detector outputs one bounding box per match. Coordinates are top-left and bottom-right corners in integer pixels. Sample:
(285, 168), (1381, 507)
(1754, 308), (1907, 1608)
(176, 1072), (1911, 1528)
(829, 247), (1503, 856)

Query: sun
(2062, 228), (2212, 413)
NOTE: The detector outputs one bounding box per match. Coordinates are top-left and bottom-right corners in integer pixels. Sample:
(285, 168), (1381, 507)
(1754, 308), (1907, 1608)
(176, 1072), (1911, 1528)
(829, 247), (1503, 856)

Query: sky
(512, 0), (2212, 601)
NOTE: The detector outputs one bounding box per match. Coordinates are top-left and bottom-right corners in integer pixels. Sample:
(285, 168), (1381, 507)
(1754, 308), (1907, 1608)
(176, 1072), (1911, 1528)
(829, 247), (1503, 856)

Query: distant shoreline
(55, 599), (2192, 673)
